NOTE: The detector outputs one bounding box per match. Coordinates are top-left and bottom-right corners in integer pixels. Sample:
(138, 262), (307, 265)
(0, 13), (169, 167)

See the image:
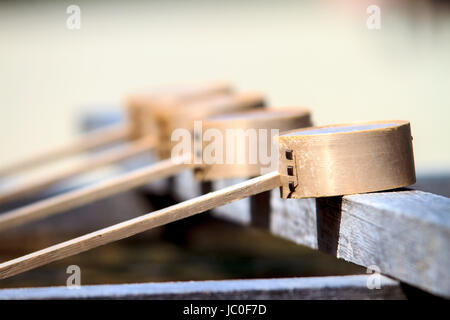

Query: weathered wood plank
(271, 190), (450, 298)
(170, 175), (450, 298)
(338, 191), (449, 295)
(0, 275), (405, 300)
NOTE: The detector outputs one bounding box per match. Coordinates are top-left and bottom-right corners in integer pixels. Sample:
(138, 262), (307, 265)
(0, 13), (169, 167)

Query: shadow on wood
(250, 190), (271, 229)
(316, 197), (342, 256)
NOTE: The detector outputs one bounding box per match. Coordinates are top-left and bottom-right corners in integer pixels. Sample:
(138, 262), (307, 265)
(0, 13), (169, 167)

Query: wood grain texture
(0, 154), (194, 232)
(0, 275), (405, 300)
(278, 120), (416, 198)
(0, 123), (132, 177)
(0, 137), (157, 205)
(194, 107), (311, 180)
(0, 171), (281, 280)
(335, 191), (450, 298)
(192, 179), (450, 298)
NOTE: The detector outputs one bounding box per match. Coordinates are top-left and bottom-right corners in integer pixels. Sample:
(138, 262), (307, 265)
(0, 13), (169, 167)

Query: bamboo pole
(0, 123), (132, 177)
(0, 93), (266, 226)
(0, 137), (156, 205)
(0, 154), (194, 231)
(0, 171), (281, 280)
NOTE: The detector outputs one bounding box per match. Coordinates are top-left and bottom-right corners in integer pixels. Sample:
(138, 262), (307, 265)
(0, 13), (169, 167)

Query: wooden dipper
(0, 81), (232, 178)
(278, 121), (416, 198)
(0, 94), (266, 228)
(0, 89), (262, 205)
(0, 120), (416, 280)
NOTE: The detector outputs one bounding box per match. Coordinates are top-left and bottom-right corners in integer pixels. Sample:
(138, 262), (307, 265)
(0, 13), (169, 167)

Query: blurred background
(0, 0), (449, 288)
(0, 0), (449, 173)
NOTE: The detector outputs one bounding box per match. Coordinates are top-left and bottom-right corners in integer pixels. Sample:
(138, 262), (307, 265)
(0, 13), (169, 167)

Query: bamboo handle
(0, 171), (281, 280)
(0, 124), (133, 177)
(0, 154), (194, 232)
(0, 137), (157, 205)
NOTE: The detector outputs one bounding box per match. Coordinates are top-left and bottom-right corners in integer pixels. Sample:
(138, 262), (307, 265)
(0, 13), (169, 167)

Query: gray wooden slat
(170, 172), (450, 298)
(0, 275), (405, 300)
(412, 175), (450, 198)
(270, 190), (450, 298)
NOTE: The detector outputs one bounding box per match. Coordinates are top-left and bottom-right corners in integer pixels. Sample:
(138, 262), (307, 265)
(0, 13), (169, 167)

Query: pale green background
(0, 0), (449, 175)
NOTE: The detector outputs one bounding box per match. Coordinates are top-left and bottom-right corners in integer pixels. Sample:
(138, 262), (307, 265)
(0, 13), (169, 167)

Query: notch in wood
(287, 165), (294, 176)
(285, 150), (293, 160)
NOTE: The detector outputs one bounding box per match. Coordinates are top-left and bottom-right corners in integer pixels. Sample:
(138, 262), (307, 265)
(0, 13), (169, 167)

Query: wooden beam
(0, 172), (281, 279)
(0, 275), (405, 300)
(0, 123), (132, 177)
(269, 190), (450, 298)
(174, 174), (450, 298)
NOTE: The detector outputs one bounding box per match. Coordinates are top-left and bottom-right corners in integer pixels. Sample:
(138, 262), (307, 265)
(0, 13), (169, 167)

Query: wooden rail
(0, 275), (405, 300)
(173, 171), (450, 298)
